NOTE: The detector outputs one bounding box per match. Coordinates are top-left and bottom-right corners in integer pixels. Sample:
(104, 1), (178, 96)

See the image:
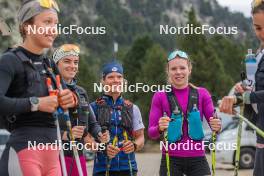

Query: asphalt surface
(87, 153), (253, 176)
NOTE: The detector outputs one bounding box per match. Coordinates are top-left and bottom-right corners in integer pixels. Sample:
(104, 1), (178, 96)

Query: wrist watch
(29, 97), (39, 112)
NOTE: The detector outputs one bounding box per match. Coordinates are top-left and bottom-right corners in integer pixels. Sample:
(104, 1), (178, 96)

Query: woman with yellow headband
(0, 0), (76, 176)
(53, 44), (110, 176)
(220, 1), (264, 176)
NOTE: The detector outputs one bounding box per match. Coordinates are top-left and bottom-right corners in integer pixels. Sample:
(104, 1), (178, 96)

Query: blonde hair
(252, 3), (264, 51)
(252, 3), (264, 14)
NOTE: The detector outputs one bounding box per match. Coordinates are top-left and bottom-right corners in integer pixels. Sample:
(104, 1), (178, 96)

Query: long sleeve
(200, 88), (214, 126)
(88, 104), (101, 138)
(0, 53), (31, 116)
(148, 92), (163, 140)
(79, 88), (101, 139)
(249, 90), (264, 104)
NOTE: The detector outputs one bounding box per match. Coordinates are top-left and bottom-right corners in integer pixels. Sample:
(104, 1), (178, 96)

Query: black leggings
(159, 155), (211, 176)
(254, 148), (264, 176)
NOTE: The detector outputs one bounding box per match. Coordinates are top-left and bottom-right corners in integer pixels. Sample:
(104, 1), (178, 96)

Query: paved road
(87, 153), (253, 176)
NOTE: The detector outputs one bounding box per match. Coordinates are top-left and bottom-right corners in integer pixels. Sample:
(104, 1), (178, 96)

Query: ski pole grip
(46, 77), (58, 96)
(46, 77), (53, 92)
(213, 109), (218, 119)
(123, 131), (128, 141)
(56, 75), (63, 91)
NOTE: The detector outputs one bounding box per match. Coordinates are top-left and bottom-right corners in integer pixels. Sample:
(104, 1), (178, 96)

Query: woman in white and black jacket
(53, 44), (109, 176)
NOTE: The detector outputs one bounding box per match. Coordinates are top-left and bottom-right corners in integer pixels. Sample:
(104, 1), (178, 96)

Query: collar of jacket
(102, 94), (123, 106)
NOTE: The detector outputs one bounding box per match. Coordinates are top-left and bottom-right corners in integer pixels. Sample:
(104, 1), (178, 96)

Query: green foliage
(177, 7), (237, 97)
(136, 44), (167, 127)
(200, 0), (213, 16)
(123, 36), (154, 85)
(77, 56), (100, 101)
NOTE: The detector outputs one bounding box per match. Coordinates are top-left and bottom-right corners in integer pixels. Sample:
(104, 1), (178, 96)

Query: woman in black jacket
(220, 1), (264, 175)
(53, 44), (109, 176)
(0, 0), (76, 175)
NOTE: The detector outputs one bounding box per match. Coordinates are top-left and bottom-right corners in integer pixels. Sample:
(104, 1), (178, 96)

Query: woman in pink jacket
(148, 50), (221, 176)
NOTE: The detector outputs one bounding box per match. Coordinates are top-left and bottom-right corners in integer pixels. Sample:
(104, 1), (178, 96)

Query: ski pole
(235, 112), (264, 138)
(123, 131), (133, 176)
(46, 77), (68, 176)
(234, 72), (247, 176)
(56, 75), (84, 176)
(106, 135), (118, 176)
(211, 109), (217, 176)
(234, 104), (243, 176)
(163, 112), (170, 176)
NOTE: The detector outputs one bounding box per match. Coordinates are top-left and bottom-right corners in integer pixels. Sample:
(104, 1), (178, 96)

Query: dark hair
(19, 17), (34, 41)
(252, 3), (264, 14)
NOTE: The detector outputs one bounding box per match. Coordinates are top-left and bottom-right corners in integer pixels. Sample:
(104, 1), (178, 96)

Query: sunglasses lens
(179, 51), (188, 58)
(167, 50), (188, 61)
(62, 45), (80, 54)
(39, 0), (51, 8)
(39, 0), (60, 12)
(168, 52), (176, 61)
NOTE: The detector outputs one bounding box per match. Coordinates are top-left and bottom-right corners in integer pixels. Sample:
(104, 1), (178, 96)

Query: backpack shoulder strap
(166, 88), (181, 114)
(121, 99), (134, 134)
(15, 50), (31, 63)
(122, 99), (134, 120)
(3, 48), (31, 73)
(187, 84), (199, 112)
(95, 97), (111, 129)
(7, 48), (33, 67)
